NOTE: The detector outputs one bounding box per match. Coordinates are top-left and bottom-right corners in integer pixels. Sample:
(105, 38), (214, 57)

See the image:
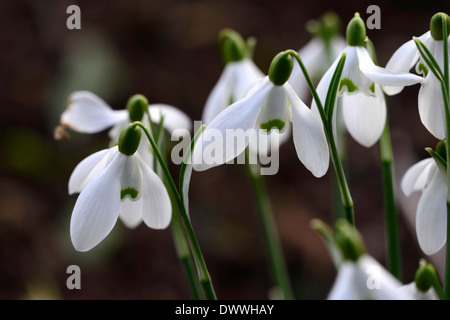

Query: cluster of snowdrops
(55, 12), (450, 300)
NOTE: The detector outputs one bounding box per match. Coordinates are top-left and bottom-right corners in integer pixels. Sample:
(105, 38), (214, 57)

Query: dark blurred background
(0, 0), (449, 300)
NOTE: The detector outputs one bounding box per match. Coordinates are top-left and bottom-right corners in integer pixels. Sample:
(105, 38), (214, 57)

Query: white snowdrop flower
(398, 283), (439, 300)
(193, 51), (329, 178)
(68, 124), (171, 251)
(312, 13), (423, 148)
(384, 13), (450, 140)
(401, 149), (447, 255)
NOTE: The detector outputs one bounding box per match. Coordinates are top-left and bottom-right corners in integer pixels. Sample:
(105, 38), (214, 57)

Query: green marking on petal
(418, 62), (429, 77)
(260, 119), (285, 132)
(339, 78), (358, 93)
(369, 83), (375, 94)
(121, 188), (139, 200)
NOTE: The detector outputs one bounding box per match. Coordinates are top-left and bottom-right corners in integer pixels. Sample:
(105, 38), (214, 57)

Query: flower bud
(346, 13), (366, 46)
(118, 123), (142, 156)
(127, 94), (148, 122)
(414, 259), (437, 292)
(307, 11), (342, 42)
(430, 12), (450, 41)
(268, 51), (293, 86)
(219, 28), (247, 64)
(334, 219), (366, 261)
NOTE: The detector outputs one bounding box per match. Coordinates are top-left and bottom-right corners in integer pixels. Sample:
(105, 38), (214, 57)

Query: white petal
(357, 255), (411, 300)
(400, 158), (434, 197)
(327, 261), (361, 300)
(149, 104), (192, 134)
(193, 77), (273, 171)
(202, 59), (264, 124)
(68, 147), (118, 194)
(248, 123), (291, 156)
(119, 198), (143, 229)
(120, 156), (143, 200)
(70, 152), (126, 252)
(286, 84), (330, 177)
(137, 156), (172, 229)
(61, 91), (128, 133)
(202, 63), (235, 124)
(383, 39), (420, 95)
(256, 85), (291, 132)
(340, 47), (373, 94)
(356, 47), (424, 88)
(416, 165), (447, 255)
(418, 73), (446, 140)
(341, 84), (387, 147)
(398, 282), (439, 300)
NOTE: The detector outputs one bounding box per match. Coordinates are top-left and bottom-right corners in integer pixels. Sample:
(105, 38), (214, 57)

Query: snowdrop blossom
(193, 52), (329, 178)
(57, 91), (192, 144)
(69, 125), (171, 251)
(327, 254), (413, 300)
(401, 156), (447, 255)
(384, 13), (450, 140)
(313, 13), (423, 148)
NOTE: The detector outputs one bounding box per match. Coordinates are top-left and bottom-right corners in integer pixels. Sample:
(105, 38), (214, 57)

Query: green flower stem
(169, 194), (202, 300)
(442, 19), (450, 298)
(379, 120), (401, 280)
(244, 150), (294, 300)
(134, 122), (217, 300)
(365, 38), (401, 280)
(156, 130), (202, 300)
(285, 49), (354, 224)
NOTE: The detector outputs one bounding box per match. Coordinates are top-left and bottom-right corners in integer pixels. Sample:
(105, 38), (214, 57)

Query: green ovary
(339, 78), (358, 93)
(121, 188), (139, 200)
(260, 119), (285, 132)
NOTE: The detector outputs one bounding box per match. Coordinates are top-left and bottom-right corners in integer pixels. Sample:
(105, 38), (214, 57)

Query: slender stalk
(156, 131), (202, 300)
(245, 151), (294, 300)
(442, 19), (450, 298)
(379, 120), (401, 280)
(365, 38), (401, 279)
(286, 50), (354, 224)
(134, 122), (217, 300)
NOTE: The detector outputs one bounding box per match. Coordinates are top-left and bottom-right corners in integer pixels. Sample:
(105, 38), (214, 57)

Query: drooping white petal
(328, 255), (411, 300)
(341, 84), (386, 147)
(70, 152), (126, 252)
(357, 255), (412, 300)
(193, 77), (273, 171)
(149, 104), (192, 135)
(418, 73), (446, 140)
(416, 165), (447, 255)
(397, 282), (439, 300)
(202, 64), (234, 124)
(120, 156), (143, 201)
(119, 198), (143, 229)
(137, 156), (172, 229)
(61, 91), (128, 134)
(285, 84), (329, 177)
(68, 147), (118, 195)
(202, 59), (264, 124)
(339, 47), (374, 94)
(400, 158), (434, 197)
(327, 261), (361, 300)
(383, 38), (420, 95)
(256, 85), (291, 132)
(356, 47), (424, 90)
